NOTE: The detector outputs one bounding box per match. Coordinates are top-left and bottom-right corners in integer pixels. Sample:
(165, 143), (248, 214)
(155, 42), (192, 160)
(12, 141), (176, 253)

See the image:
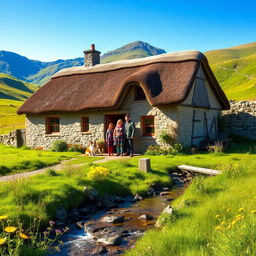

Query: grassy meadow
(126, 155), (256, 256)
(0, 144), (81, 176)
(0, 142), (255, 255)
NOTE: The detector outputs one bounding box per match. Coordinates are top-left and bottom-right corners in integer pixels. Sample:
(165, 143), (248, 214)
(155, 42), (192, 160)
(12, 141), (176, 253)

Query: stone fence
(0, 129), (26, 147)
(222, 101), (256, 140)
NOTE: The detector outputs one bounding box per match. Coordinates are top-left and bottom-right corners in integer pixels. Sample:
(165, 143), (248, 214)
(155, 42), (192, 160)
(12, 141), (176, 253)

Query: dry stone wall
(222, 101), (256, 140)
(0, 129), (25, 147)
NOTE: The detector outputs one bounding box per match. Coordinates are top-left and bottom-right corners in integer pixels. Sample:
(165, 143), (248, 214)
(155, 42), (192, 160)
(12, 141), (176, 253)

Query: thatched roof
(17, 51), (229, 114)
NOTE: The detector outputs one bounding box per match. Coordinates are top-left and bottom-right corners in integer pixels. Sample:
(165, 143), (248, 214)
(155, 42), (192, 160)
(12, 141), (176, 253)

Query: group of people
(105, 114), (135, 157)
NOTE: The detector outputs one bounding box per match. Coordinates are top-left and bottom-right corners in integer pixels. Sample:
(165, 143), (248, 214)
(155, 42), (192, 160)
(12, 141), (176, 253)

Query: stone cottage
(17, 45), (230, 152)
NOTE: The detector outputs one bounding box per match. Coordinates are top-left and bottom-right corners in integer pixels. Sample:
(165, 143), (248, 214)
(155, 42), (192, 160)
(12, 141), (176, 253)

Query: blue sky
(1, 0), (256, 61)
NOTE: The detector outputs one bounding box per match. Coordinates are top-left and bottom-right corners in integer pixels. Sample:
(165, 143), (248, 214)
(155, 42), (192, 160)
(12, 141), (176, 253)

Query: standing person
(114, 119), (125, 156)
(106, 123), (114, 156)
(124, 114), (135, 157)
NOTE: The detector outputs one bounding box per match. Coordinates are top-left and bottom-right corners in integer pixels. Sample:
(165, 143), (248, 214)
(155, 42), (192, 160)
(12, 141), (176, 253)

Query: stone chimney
(83, 44), (101, 67)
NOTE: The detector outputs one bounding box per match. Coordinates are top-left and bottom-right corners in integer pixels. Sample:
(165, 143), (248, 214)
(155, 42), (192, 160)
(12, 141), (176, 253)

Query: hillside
(0, 99), (25, 134)
(0, 73), (38, 101)
(0, 73), (38, 134)
(205, 42), (256, 100)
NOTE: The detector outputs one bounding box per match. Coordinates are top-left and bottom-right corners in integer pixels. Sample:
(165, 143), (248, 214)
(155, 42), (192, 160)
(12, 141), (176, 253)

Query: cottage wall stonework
(222, 101), (256, 140)
(26, 88), (178, 153)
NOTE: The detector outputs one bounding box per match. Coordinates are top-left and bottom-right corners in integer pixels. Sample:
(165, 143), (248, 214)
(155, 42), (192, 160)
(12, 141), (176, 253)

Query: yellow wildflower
(0, 238), (6, 245)
(4, 226), (17, 233)
(236, 215), (244, 221)
(215, 214), (221, 218)
(226, 224), (232, 229)
(0, 216), (8, 220)
(250, 210), (256, 214)
(226, 208), (231, 212)
(221, 221), (226, 225)
(231, 220), (236, 226)
(19, 233), (29, 239)
(215, 226), (222, 231)
(238, 208), (243, 212)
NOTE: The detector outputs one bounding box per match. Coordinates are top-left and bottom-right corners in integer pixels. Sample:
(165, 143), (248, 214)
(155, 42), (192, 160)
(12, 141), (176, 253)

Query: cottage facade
(18, 46), (229, 152)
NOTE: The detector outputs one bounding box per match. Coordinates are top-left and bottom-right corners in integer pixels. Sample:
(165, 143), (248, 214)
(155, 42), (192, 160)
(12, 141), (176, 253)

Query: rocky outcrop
(222, 101), (256, 140)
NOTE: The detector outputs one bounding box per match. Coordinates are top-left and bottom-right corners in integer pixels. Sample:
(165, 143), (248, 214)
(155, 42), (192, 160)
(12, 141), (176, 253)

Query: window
(142, 116), (155, 136)
(46, 117), (60, 134)
(81, 116), (89, 132)
(134, 86), (146, 101)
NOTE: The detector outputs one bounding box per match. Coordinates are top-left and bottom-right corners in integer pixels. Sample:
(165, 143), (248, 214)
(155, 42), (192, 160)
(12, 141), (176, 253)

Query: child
(114, 119), (125, 156)
(106, 123), (114, 156)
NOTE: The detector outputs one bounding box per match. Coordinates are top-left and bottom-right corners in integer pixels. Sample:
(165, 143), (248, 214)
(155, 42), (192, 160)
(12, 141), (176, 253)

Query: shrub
(51, 140), (68, 152)
(46, 169), (58, 176)
(87, 166), (110, 182)
(145, 145), (173, 155)
(67, 144), (85, 153)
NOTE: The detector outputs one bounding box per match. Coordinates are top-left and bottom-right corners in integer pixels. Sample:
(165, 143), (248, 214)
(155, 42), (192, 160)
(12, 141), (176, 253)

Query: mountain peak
(101, 41), (166, 63)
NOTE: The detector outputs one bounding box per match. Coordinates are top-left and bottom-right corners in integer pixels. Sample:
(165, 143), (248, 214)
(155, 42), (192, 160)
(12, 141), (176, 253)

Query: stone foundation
(222, 101), (256, 140)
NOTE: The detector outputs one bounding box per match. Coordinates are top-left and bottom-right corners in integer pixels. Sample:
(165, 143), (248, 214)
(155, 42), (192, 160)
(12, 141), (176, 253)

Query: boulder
(160, 191), (170, 196)
(163, 205), (174, 215)
(101, 215), (124, 224)
(138, 214), (154, 221)
(79, 207), (90, 214)
(55, 207), (67, 222)
(91, 246), (107, 255)
(84, 186), (99, 200)
(97, 235), (122, 246)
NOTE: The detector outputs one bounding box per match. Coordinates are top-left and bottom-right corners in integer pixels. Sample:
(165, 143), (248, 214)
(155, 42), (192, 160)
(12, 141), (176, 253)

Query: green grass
(126, 154), (256, 256)
(0, 144), (81, 176)
(0, 143), (255, 255)
(0, 156), (171, 227)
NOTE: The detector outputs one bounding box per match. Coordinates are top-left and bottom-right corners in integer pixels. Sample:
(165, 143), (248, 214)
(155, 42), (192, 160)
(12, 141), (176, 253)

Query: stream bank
(49, 171), (191, 256)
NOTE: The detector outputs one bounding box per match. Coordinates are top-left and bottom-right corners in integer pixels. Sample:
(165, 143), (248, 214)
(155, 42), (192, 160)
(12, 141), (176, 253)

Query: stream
(50, 173), (189, 256)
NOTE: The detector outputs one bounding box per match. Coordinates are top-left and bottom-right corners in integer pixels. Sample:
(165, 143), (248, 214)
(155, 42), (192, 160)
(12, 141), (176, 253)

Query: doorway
(105, 114), (126, 132)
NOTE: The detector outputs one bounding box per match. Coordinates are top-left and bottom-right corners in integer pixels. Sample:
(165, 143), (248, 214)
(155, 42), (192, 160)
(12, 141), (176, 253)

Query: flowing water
(50, 183), (187, 256)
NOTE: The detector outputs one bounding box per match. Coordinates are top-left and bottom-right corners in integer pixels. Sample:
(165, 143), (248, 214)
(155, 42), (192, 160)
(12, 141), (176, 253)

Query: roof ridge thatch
(52, 50), (206, 78)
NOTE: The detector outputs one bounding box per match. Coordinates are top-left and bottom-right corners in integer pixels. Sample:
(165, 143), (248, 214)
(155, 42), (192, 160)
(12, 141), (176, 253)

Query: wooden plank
(177, 164), (221, 176)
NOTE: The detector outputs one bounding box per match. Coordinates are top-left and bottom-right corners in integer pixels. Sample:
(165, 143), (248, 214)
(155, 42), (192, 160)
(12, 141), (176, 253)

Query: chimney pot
(83, 44), (101, 67)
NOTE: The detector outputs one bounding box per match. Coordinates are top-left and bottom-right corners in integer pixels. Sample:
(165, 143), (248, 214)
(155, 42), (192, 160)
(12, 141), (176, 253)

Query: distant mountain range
(0, 40), (256, 101)
(0, 41), (165, 86)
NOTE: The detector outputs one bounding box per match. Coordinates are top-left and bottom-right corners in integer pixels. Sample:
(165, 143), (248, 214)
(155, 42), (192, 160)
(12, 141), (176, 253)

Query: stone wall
(222, 101), (256, 140)
(0, 129), (26, 147)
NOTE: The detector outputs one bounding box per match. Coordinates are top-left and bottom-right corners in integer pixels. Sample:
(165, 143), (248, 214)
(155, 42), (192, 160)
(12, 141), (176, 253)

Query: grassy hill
(0, 73), (38, 134)
(0, 73), (38, 101)
(0, 99), (25, 134)
(205, 42), (256, 101)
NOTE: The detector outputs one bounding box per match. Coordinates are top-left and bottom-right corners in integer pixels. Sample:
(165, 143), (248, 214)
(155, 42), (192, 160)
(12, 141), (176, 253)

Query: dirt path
(0, 155), (139, 183)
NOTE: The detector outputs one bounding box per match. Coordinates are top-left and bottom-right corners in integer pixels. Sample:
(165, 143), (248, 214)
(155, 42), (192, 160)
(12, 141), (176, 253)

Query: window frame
(46, 116), (60, 134)
(134, 86), (146, 101)
(81, 116), (89, 132)
(142, 115), (155, 136)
